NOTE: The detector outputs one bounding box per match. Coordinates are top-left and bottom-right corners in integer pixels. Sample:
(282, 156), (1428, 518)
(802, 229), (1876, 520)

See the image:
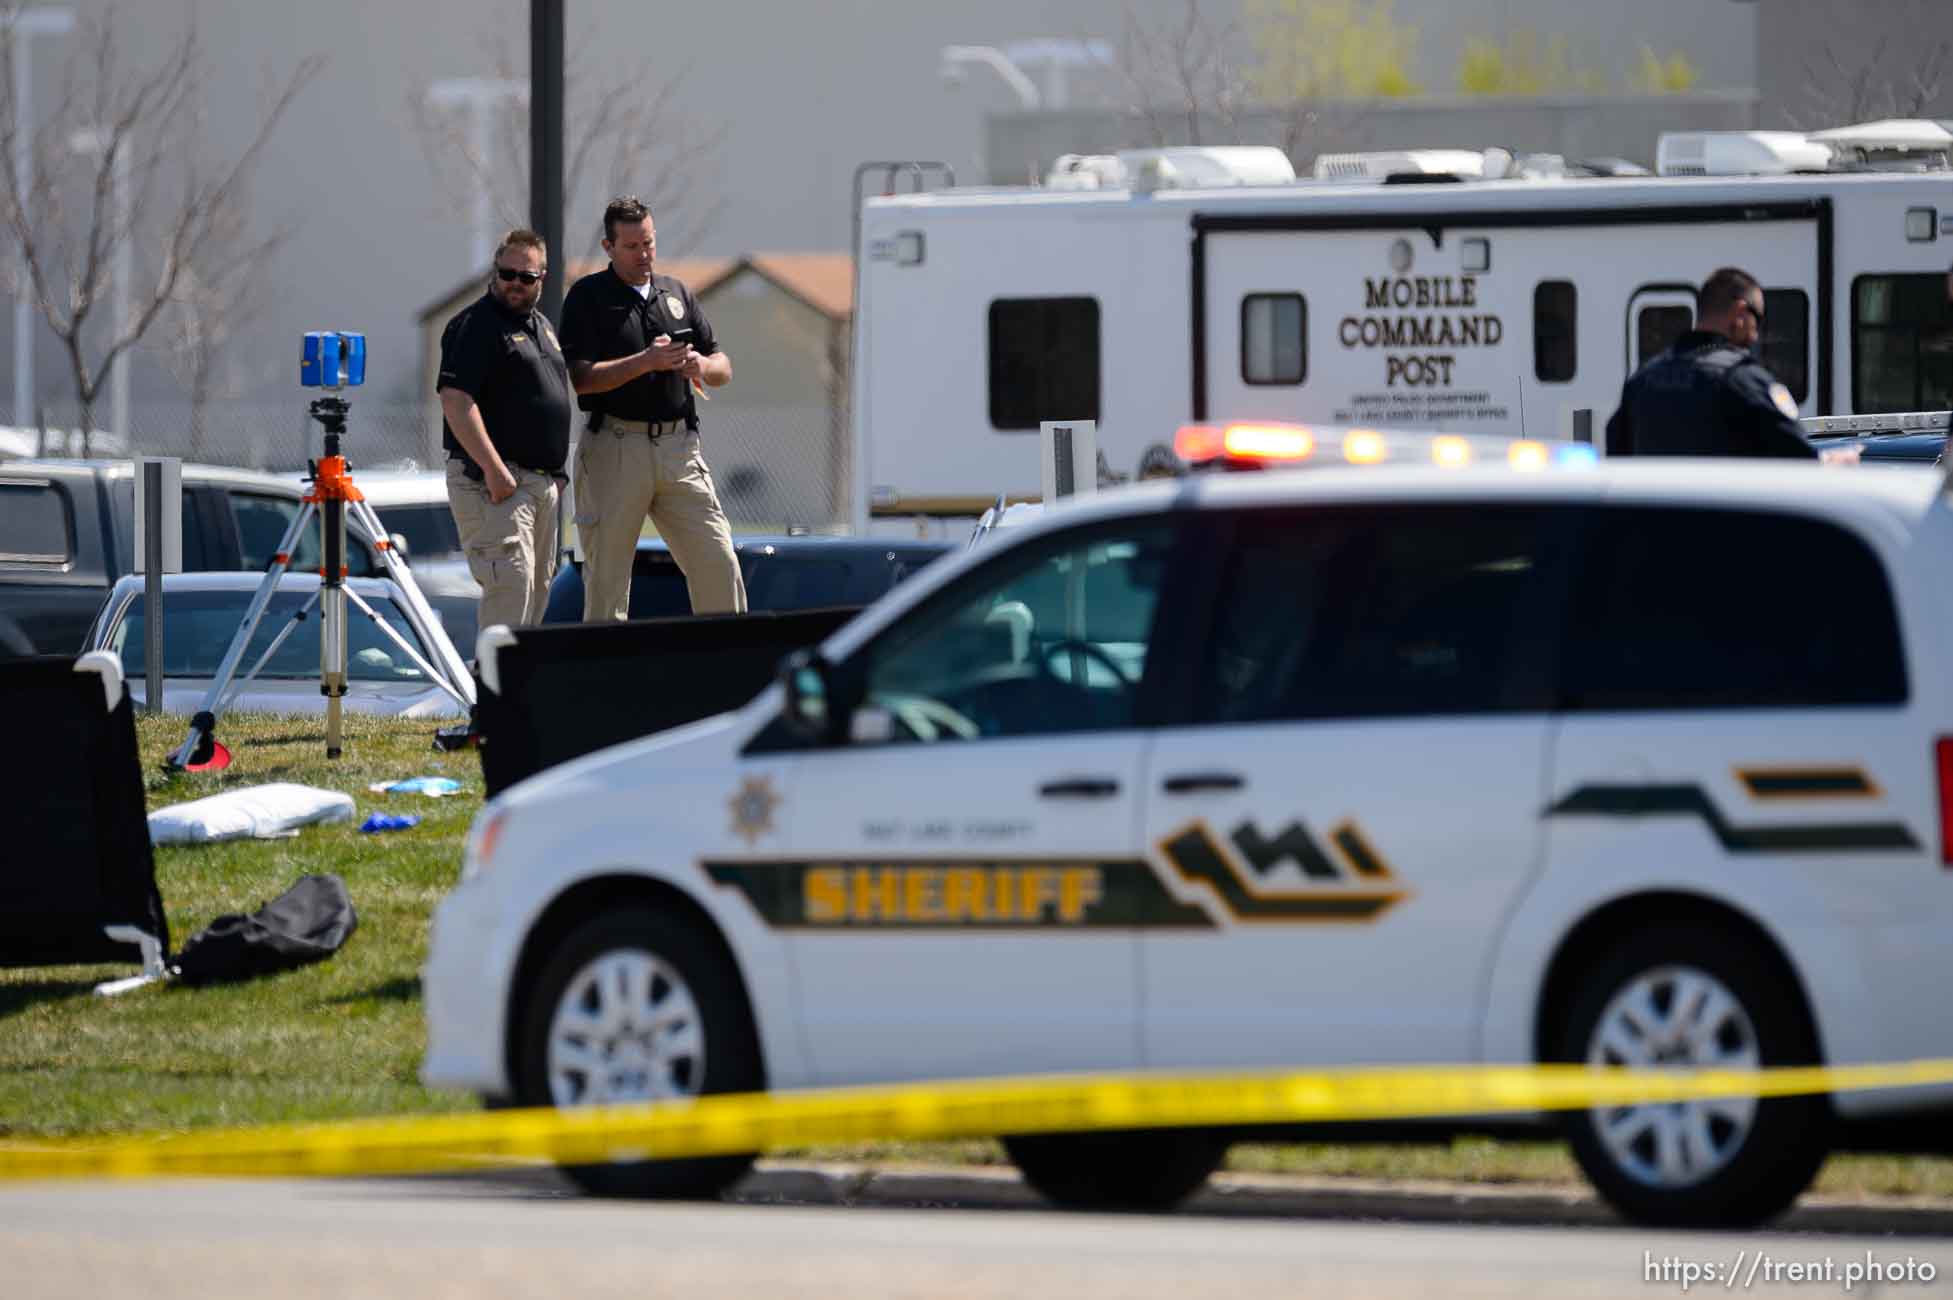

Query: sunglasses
(1741, 299), (1766, 327)
(496, 267), (545, 285)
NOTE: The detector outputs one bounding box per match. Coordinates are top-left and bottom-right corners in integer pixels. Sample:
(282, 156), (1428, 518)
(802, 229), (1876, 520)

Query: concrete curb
(730, 1162), (1953, 1235)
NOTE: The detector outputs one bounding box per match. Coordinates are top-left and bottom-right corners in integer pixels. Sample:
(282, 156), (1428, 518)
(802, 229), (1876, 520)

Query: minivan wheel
(1554, 922), (1829, 1228)
(1002, 1129), (1228, 1211)
(515, 907), (760, 1199)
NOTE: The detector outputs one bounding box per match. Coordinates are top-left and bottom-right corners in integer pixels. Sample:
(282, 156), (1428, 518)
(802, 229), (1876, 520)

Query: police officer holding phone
(560, 195), (745, 619)
(436, 228), (573, 631)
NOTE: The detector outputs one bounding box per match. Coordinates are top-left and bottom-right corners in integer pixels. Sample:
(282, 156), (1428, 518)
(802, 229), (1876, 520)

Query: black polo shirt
(559, 266), (719, 428)
(436, 292), (573, 472)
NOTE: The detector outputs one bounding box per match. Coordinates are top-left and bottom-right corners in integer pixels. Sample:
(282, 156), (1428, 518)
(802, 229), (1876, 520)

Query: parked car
(86, 571), (467, 718)
(0, 459), (382, 658)
(430, 460), (1953, 1227)
(541, 534), (952, 623)
(299, 467), (486, 662)
(352, 469), (467, 566)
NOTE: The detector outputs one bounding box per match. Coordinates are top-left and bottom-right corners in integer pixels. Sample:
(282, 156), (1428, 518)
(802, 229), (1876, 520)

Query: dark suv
(0, 459), (381, 657)
(542, 534), (951, 623)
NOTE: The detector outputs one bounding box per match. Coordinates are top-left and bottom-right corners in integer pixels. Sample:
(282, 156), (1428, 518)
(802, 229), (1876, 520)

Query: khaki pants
(445, 461), (561, 633)
(573, 429), (746, 619)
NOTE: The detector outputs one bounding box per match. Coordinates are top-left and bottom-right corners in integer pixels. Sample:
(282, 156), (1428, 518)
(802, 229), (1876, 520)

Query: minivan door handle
(1161, 771), (1246, 794)
(1038, 777), (1121, 799)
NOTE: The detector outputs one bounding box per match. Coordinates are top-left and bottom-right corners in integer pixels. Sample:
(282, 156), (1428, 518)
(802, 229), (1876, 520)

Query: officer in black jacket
(1606, 267), (1820, 459)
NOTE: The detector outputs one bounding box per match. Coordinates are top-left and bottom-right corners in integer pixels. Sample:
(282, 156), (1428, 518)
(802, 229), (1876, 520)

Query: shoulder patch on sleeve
(1768, 382), (1799, 420)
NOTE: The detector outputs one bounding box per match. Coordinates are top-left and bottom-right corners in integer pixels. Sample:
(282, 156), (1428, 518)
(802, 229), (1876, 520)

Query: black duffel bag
(171, 874), (358, 986)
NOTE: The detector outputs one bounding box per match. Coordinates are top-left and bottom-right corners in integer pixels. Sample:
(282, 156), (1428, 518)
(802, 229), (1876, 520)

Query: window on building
(988, 297), (1101, 431)
(0, 483), (72, 562)
(1853, 274), (1953, 413)
(1534, 281), (1577, 383)
(1241, 293), (1307, 385)
(1561, 506), (1906, 710)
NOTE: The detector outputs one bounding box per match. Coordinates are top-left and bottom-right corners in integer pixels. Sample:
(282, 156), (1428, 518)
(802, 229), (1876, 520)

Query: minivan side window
(988, 297), (1101, 431)
(1562, 507), (1906, 710)
(850, 518), (1177, 741)
(1190, 505), (1563, 723)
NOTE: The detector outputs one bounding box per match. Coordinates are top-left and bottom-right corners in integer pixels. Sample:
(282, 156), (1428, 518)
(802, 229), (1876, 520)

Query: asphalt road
(4, 1166), (1950, 1299)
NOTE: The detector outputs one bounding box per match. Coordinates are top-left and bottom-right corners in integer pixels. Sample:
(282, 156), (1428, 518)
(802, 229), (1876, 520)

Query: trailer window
(1241, 293), (1307, 385)
(1759, 288), (1809, 405)
(1852, 274), (1953, 412)
(1635, 304), (1692, 368)
(988, 297), (1101, 431)
(1533, 281), (1576, 382)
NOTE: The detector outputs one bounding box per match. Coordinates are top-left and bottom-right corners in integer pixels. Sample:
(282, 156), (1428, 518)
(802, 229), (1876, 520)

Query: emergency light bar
(1172, 422), (1597, 472)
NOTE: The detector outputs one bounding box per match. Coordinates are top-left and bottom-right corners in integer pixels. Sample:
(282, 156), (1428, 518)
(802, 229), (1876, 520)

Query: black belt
(589, 413), (688, 437)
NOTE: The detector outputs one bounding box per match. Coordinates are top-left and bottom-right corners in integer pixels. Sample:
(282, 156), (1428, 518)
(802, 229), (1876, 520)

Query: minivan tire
(1553, 921), (1830, 1227)
(1002, 1129), (1228, 1211)
(514, 907), (760, 1199)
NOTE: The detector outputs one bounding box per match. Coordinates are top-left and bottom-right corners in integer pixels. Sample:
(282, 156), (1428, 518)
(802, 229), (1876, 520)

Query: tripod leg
(340, 586), (471, 710)
(168, 500), (317, 770)
(322, 494), (347, 759)
(348, 498), (476, 706)
(216, 589), (322, 717)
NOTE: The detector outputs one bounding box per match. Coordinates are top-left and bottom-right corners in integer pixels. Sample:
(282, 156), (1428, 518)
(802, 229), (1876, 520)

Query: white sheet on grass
(148, 783), (356, 845)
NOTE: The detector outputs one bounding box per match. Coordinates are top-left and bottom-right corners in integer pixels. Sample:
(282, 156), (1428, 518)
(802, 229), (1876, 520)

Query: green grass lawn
(2, 711), (1948, 1201)
(0, 712), (481, 1136)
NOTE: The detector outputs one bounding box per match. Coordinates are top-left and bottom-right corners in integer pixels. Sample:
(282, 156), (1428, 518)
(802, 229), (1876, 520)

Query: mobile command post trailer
(851, 132), (1953, 530)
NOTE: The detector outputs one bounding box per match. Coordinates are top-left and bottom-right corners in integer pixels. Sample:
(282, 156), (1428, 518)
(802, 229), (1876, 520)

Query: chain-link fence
(2, 398), (434, 474)
(5, 397), (854, 533)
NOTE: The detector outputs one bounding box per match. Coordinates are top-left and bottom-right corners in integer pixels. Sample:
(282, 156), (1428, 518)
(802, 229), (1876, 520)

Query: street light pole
(7, 6), (74, 432)
(530, 0), (564, 325)
(70, 124), (128, 450)
(938, 45), (1043, 111)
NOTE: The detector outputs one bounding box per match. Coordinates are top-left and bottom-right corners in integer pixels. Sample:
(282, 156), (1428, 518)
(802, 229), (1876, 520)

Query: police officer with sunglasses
(435, 228), (574, 631)
(1606, 266), (1851, 461)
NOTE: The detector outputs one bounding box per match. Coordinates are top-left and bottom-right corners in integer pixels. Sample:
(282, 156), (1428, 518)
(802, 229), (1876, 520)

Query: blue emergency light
(301, 332), (366, 389)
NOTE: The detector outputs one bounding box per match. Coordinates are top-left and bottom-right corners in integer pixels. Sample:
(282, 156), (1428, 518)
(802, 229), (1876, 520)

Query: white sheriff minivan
(425, 460), (1953, 1227)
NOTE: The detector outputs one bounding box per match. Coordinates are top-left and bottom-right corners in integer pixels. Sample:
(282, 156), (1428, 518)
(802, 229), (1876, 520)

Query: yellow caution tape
(2, 1058), (1950, 1183)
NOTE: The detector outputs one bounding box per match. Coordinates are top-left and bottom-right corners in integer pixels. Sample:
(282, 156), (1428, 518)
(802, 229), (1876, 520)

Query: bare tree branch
(409, 26), (726, 275)
(0, 2), (322, 450)
(1104, 0), (1248, 147)
(1789, 0), (1951, 128)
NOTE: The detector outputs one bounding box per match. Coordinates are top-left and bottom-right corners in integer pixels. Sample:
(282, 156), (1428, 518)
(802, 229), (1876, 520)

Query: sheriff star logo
(729, 774), (782, 846)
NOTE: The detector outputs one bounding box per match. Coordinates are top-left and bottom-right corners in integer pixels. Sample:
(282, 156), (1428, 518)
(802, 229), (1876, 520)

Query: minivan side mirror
(777, 648), (833, 742)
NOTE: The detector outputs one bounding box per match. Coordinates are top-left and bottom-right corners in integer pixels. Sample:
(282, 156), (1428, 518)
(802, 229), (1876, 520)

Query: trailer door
(1628, 287), (1698, 371)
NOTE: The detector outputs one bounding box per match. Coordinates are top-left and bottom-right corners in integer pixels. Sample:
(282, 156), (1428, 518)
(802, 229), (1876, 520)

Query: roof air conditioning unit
(1117, 146), (1295, 192)
(1311, 149), (1489, 182)
(1656, 130), (1833, 176)
(1807, 119), (1953, 170)
(1044, 154), (1126, 190)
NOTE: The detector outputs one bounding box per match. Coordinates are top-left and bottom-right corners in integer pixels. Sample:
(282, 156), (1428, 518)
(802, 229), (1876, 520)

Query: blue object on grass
(359, 812), (421, 834)
(369, 776), (464, 797)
